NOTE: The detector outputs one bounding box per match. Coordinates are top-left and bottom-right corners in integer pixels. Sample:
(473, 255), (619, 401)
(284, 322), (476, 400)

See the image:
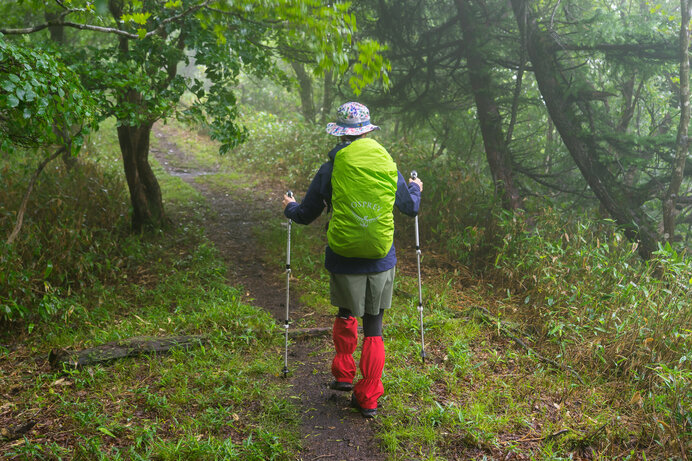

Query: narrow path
(152, 123), (385, 461)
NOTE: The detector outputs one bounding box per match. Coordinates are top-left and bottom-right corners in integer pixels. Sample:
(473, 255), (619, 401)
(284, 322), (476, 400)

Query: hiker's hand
(283, 193), (296, 208)
(409, 177), (423, 192)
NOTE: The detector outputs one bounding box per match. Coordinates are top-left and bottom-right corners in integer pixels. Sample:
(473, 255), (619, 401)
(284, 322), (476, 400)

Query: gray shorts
(330, 268), (396, 317)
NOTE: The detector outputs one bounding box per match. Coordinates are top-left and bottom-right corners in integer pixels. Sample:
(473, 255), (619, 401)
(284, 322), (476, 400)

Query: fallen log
(49, 335), (208, 369)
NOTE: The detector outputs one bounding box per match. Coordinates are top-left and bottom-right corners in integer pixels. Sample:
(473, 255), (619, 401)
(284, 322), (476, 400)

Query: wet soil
(152, 124), (386, 461)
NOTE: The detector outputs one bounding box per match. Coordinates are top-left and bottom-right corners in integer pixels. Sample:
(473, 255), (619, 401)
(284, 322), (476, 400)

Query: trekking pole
(410, 171), (426, 363)
(282, 191), (293, 378)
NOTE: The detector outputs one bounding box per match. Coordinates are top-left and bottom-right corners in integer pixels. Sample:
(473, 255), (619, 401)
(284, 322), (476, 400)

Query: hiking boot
(329, 381), (353, 392)
(351, 394), (377, 418)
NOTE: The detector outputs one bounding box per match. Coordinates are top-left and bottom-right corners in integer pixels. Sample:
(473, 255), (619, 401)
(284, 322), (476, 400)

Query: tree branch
(1, 1), (210, 40)
(6, 146), (67, 245)
(556, 42), (677, 61)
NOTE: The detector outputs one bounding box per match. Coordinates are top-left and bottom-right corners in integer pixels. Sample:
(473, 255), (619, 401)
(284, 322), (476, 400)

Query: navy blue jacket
(284, 141), (421, 274)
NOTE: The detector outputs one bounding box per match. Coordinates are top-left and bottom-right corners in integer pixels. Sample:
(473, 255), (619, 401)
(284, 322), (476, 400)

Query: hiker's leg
(353, 310), (385, 410)
(331, 308), (358, 385)
(330, 274), (367, 385)
(353, 268), (394, 412)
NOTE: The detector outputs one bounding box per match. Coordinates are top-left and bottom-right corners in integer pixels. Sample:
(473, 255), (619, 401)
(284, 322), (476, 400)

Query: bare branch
(556, 42), (677, 60)
(1, 1), (210, 40)
(6, 146), (67, 245)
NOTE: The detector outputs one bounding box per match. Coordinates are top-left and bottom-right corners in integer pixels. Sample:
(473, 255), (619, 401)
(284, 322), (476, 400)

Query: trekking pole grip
(410, 171), (417, 180)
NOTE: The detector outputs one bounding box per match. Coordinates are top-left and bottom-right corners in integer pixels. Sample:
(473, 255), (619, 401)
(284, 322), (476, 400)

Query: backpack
(328, 138), (398, 259)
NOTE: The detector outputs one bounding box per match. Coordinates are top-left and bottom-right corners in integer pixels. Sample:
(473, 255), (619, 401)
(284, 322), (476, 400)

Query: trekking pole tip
(282, 367), (289, 378)
(420, 350), (427, 363)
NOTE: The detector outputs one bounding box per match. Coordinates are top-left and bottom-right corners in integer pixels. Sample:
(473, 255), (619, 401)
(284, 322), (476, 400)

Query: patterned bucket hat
(326, 102), (380, 136)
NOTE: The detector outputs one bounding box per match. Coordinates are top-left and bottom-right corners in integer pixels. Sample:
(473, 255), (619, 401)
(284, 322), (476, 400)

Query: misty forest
(0, 0), (690, 459)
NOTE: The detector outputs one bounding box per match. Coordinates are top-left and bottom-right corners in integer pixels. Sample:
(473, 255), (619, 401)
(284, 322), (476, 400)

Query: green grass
(0, 119), (300, 460)
(2, 113), (689, 460)
(212, 113), (687, 459)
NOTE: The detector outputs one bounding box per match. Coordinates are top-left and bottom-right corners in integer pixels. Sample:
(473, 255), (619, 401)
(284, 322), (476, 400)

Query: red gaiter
(331, 316), (358, 383)
(353, 336), (385, 410)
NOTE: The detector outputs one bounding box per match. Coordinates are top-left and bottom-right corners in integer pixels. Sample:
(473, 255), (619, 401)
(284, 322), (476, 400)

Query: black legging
(338, 308), (383, 337)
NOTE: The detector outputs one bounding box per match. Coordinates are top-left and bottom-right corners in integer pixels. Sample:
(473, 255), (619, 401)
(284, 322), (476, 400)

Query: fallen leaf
(630, 392), (643, 407)
(0, 403), (14, 412)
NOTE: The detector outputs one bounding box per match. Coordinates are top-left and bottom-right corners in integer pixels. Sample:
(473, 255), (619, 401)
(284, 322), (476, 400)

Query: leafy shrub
(230, 109), (325, 191)
(488, 210), (691, 441)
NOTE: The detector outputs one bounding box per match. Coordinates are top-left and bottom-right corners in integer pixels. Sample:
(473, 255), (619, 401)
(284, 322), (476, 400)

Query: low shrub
(1, 125), (130, 323)
(488, 210), (691, 442)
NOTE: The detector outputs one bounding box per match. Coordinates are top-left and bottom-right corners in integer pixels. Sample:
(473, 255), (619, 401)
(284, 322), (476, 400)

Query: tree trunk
(116, 111), (165, 232)
(291, 61), (316, 123)
(510, 0), (659, 259)
(109, 1), (165, 232)
(663, 0), (691, 242)
(456, 0), (522, 211)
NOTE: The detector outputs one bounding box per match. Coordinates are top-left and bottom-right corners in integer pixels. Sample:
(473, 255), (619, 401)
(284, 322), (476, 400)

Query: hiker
(282, 101), (422, 418)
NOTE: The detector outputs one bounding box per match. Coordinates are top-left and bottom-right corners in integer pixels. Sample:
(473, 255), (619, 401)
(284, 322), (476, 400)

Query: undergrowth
(1, 127), (130, 323)
(228, 108), (691, 457)
(489, 210), (692, 448)
(2, 105), (690, 458)
(0, 118), (299, 459)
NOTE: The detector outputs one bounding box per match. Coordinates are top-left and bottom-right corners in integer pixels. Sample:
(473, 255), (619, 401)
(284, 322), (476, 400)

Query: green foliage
(230, 109), (327, 190)
(485, 210), (691, 442)
(20, 0), (390, 154)
(0, 128), (129, 322)
(490, 210), (690, 373)
(0, 34), (96, 152)
(0, 119), (300, 460)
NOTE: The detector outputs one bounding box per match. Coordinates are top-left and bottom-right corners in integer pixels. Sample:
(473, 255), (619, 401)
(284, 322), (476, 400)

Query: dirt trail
(152, 124), (385, 461)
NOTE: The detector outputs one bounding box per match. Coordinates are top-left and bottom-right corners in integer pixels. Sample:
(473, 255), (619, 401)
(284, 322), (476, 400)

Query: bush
(1, 129), (130, 323)
(231, 109), (326, 191)
(487, 210), (691, 441)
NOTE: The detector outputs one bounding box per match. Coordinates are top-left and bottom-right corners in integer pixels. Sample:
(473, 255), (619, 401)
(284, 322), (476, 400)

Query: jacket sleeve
(394, 171), (421, 217)
(284, 162), (331, 225)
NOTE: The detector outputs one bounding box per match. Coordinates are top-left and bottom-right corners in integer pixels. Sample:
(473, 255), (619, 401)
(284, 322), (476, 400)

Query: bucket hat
(326, 102), (380, 137)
